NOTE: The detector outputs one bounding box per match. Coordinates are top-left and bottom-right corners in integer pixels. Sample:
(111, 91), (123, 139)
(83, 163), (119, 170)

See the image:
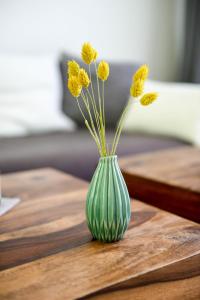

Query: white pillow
(0, 116), (27, 137)
(0, 54), (75, 137)
(123, 80), (200, 145)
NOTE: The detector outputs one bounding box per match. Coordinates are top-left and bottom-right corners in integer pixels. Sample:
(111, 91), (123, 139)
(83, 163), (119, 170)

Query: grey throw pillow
(59, 53), (139, 129)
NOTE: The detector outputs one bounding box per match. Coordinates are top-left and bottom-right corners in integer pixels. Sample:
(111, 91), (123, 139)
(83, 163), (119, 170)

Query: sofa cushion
(0, 54), (75, 137)
(124, 79), (200, 145)
(59, 53), (139, 129)
(0, 130), (188, 180)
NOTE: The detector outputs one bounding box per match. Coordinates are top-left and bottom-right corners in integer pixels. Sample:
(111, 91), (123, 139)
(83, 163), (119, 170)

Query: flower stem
(86, 88), (101, 137)
(95, 62), (102, 118)
(81, 91), (101, 149)
(88, 64), (96, 109)
(102, 81), (105, 128)
(95, 62), (107, 156)
(88, 64), (107, 156)
(111, 99), (131, 155)
(76, 98), (102, 155)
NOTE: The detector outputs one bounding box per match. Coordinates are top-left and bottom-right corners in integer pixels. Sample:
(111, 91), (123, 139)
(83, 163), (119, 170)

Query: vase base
(91, 233), (125, 243)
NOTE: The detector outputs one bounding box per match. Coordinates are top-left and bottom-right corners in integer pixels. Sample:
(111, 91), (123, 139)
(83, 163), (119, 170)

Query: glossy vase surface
(86, 155), (131, 242)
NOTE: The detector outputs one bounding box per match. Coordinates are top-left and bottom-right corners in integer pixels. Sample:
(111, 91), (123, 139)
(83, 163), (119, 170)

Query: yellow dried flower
(133, 64), (149, 82)
(68, 60), (80, 77)
(78, 68), (90, 88)
(130, 79), (144, 97)
(140, 92), (158, 106)
(81, 42), (95, 65)
(97, 61), (109, 81)
(93, 49), (98, 61)
(68, 76), (82, 97)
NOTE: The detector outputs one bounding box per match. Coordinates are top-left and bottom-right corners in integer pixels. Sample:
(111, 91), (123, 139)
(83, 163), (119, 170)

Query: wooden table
(120, 146), (200, 223)
(0, 168), (200, 300)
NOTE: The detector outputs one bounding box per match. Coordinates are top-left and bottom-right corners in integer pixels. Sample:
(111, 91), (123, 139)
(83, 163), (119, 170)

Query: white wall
(0, 0), (185, 81)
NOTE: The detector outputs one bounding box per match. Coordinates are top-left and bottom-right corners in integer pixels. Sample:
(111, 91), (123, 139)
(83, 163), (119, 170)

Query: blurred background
(0, 0), (200, 180)
(0, 0), (186, 80)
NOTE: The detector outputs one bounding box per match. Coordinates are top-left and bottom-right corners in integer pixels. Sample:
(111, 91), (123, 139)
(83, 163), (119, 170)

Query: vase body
(86, 155), (131, 242)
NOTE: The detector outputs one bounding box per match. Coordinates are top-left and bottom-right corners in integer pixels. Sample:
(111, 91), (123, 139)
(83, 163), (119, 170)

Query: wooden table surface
(120, 146), (200, 222)
(0, 168), (200, 300)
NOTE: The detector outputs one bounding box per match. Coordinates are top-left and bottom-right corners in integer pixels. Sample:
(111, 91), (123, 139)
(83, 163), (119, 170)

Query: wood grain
(0, 168), (200, 300)
(88, 254), (200, 300)
(120, 146), (200, 222)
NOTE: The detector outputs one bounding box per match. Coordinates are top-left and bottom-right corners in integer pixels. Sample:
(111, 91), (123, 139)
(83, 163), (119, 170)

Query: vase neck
(99, 155), (118, 164)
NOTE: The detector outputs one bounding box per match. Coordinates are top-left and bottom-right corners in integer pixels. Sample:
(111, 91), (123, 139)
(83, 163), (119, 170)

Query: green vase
(86, 155), (131, 242)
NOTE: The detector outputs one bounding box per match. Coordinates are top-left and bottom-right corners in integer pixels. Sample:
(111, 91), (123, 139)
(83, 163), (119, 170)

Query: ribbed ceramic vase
(86, 155), (131, 242)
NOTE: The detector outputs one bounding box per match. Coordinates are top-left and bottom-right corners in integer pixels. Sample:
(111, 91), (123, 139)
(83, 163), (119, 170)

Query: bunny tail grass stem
(88, 64), (107, 156)
(95, 62), (107, 156)
(81, 91), (101, 149)
(76, 98), (102, 155)
(88, 64), (96, 110)
(111, 99), (131, 155)
(85, 120), (102, 156)
(86, 88), (103, 152)
(95, 62), (102, 118)
(102, 81), (107, 154)
(88, 65), (99, 126)
(86, 88), (101, 135)
(102, 81), (105, 128)
(101, 79), (107, 155)
(88, 64), (105, 155)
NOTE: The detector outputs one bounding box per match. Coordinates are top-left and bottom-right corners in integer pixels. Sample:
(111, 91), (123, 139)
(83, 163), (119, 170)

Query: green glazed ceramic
(86, 155), (131, 242)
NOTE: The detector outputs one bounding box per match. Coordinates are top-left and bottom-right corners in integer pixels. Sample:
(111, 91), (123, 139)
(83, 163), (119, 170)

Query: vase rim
(99, 155), (117, 161)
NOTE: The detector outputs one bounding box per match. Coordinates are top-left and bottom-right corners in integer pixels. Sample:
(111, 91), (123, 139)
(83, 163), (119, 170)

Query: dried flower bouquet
(67, 42), (158, 157)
